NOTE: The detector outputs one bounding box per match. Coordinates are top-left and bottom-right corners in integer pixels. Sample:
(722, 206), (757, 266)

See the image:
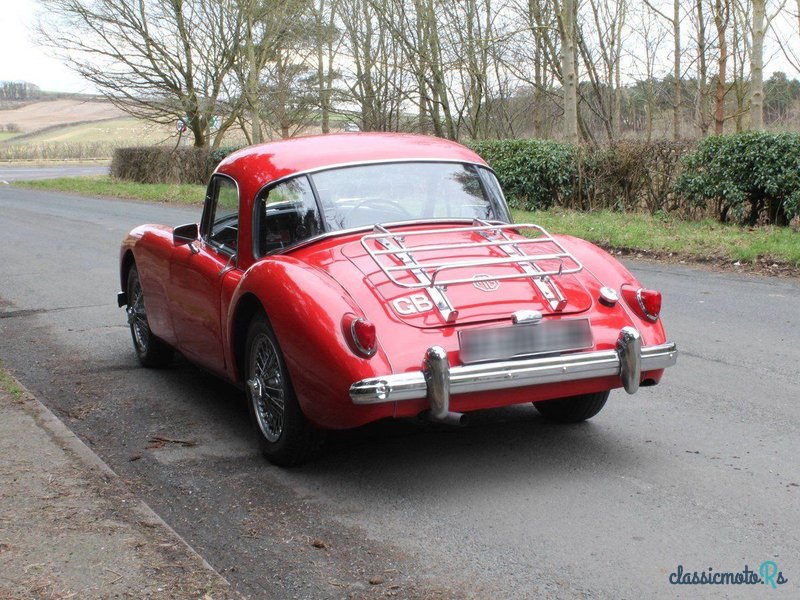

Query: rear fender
(229, 256), (393, 429)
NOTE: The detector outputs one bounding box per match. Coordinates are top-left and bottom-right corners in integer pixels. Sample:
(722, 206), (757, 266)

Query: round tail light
(342, 313), (377, 357)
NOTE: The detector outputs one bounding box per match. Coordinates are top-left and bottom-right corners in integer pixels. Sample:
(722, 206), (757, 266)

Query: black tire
(126, 265), (174, 368)
(533, 391), (609, 423)
(244, 313), (322, 466)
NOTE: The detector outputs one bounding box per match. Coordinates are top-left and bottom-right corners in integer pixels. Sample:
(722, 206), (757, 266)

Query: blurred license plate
(458, 319), (593, 364)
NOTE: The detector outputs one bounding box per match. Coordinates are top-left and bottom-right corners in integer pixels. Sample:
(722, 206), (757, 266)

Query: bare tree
(693, 0), (713, 136)
(747, 0), (787, 130)
(559, 0), (579, 144)
(632, 3), (670, 140)
(311, 0), (341, 133)
(673, 0), (684, 138)
(260, 47), (318, 138)
(577, 0), (629, 141)
(731, 0), (750, 131)
(713, 0), (731, 133)
(508, 0), (561, 138)
(37, 0), (244, 147)
(236, 0), (308, 143)
(337, 0), (407, 132)
(642, 0), (683, 139)
(750, 0), (767, 128)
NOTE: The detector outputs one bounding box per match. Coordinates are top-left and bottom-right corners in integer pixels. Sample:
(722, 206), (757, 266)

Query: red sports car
(118, 133), (677, 465)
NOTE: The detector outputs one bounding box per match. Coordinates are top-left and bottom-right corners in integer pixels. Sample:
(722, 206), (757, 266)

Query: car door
(168, 174), (240, 374)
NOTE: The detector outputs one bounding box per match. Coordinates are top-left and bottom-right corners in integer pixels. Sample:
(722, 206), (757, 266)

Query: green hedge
(468, 139), (576, 210)
(111, 146), (244, 185)
(675, 131), (800, 224)
(469, 139), (693, 215)
(112, 134), (800, 227)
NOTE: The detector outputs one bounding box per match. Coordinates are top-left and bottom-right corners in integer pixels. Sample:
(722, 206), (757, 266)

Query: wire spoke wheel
(243, 313), (322, 465)
(247, 333), (286, 443)
(127, 276), (149, 353)
(125, 265), (173, 368)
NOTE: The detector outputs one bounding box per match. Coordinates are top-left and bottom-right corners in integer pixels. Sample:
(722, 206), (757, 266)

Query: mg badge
(472, 274), (500, 292)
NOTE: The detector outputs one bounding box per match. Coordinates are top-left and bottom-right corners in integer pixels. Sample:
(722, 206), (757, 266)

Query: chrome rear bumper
(349, 327), (677, 411)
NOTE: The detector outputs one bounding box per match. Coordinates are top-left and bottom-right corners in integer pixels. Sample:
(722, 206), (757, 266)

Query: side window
(204, 176), (239, 255)
(256, 176), (322, 255)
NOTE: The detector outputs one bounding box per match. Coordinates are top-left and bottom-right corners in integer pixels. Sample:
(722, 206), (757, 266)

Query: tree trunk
(189, 109), (206, 148)
(560, 0), (579, 145)
(317, 40), (329, 134)
(713, 0), (728, 135)
(245, 5), (262, 144)
(673, 0), (681, 140)
(613, 59), (622, 139)
(750, 0), (766, 130)
(695, 0), (709, 136)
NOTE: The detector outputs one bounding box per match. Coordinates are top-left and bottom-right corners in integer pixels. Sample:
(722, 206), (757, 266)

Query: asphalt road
(0, 164), (108, 182)
(1, 186), (798, 599)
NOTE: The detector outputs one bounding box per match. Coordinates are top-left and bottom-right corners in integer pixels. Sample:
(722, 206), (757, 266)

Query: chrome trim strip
(349, 340), (678, 405)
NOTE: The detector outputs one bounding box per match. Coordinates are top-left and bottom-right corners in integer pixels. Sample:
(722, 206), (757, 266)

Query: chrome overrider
(349, 327), (677, 420)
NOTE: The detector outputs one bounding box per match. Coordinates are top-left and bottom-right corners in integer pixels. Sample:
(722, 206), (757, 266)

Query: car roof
(215, 133), (487, 189)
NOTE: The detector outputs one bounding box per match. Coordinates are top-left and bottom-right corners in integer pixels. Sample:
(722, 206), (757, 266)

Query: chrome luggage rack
(360, 220), (584, 321)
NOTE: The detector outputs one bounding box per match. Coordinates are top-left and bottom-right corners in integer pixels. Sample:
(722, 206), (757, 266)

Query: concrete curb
(6, 373), (232, 590)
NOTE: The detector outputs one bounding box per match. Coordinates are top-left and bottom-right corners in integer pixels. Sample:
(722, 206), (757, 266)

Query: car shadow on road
(143, 358), (644, 497)
(285, 402), (644, 503)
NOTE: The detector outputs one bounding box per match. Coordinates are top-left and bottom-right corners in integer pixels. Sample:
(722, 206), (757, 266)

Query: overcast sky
(0, 0), (94, 93)
(2, 0), (798, 94)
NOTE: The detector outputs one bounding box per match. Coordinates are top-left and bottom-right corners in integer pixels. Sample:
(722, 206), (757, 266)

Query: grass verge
(15, 176), (205, 205)
(0, 363), (24, 401)
(513, 208), (800, 268)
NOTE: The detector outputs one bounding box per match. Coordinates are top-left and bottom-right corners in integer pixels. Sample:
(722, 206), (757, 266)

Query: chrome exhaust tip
(426, 410), (466, 426)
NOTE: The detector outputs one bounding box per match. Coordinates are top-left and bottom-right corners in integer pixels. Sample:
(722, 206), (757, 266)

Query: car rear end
(295, 220), (677, 425)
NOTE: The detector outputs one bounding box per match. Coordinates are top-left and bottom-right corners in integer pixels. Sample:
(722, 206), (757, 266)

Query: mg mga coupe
(118, 134), (677, 465)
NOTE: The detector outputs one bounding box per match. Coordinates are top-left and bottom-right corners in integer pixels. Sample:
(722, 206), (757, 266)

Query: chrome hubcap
(128, 279), (149, 352)
(247, 333), (285, 443)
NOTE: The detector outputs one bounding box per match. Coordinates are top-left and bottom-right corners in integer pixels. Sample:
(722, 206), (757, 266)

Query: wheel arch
(120, 249), (136, 294)
(230, 292), (266, 383)
(227, 256), (393, 429)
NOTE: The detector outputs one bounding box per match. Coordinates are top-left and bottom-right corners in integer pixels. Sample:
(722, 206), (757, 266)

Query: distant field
(12, 117), (175, 145)
(0, 98), (126, 133)
(0, 97), (257, 160)
(0, 114), (182, 161)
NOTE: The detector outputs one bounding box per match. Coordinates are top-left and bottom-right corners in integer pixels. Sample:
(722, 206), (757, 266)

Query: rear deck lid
(341, 223), (593, 328)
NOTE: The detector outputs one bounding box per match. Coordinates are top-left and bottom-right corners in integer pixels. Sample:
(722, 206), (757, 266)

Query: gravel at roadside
(0, 374), (238, 599)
